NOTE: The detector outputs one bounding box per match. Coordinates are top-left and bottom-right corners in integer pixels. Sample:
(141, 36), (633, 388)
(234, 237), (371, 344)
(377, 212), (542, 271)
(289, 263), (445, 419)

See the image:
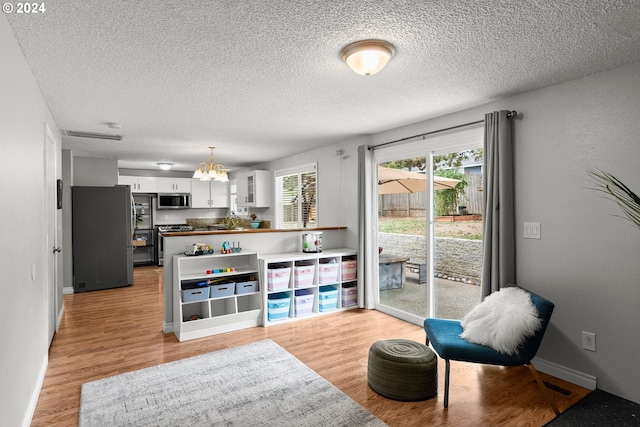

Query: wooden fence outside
(464, 174), (483, 214)
(379, 174), (483, 217)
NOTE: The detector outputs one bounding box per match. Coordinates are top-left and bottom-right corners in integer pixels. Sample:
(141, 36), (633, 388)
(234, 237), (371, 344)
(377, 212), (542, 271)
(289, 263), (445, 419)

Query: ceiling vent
(61, 129), (123, 141)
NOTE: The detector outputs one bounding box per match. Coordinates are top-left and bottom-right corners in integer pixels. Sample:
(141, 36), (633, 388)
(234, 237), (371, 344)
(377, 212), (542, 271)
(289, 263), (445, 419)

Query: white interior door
(44, 124), (60, 345)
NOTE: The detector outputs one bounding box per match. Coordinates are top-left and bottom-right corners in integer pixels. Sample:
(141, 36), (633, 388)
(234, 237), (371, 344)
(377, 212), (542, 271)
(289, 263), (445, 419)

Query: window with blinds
(275, 163), (317, 229)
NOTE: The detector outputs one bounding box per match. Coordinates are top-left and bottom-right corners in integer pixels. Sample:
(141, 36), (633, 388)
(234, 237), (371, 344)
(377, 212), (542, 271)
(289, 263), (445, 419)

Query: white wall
(371, 62), (640, 403)
(512, 63), (640, 402)
(73, 156), (118, 186)
(0, 15), (61, 427)
(232, 63), (640, 402)
(234, 136), (369, 249)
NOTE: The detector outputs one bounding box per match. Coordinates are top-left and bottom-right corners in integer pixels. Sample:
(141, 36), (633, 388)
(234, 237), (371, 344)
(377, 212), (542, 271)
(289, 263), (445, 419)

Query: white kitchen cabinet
(157, 177), (191, 193)
(191, 180), (210, 208)
(235, 174), (248, 207)
(118, 175), (159, 193)
(173, 251), (262, 341)
(259, 249), (358, 326)
(236, 170), (270, 207)
(191, 180), (229, 208)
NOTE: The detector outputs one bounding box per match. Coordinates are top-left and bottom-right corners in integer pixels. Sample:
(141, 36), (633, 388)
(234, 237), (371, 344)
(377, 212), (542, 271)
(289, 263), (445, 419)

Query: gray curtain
(357, 145), (377, 309)
(481, 110), (515, 297)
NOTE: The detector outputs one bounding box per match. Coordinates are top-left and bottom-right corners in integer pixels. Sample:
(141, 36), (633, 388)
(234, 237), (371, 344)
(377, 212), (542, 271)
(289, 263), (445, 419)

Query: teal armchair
(423, 290), (560, 415)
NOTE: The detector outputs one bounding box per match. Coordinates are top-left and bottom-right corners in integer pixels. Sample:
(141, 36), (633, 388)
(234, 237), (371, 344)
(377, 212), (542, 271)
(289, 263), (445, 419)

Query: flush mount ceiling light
(341, 39), (395, 76)
(192, 146), (229, 182)
(156, 162), (174, 170)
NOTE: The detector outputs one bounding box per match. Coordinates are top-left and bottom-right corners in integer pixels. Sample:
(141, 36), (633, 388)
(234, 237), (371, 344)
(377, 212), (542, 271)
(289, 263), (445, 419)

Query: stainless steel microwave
(157, 193), (191, 209)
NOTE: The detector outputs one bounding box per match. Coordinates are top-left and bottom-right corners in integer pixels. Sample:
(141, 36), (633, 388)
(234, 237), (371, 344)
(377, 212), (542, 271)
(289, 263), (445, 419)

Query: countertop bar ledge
(162, 226), (346, 237)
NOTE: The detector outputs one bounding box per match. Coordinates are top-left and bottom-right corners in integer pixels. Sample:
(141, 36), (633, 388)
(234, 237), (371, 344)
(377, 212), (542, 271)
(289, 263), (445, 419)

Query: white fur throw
(460, 287), (542, 355)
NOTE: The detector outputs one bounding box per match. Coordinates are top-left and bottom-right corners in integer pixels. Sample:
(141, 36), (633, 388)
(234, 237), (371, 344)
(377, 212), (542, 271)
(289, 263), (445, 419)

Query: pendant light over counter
(192, 146), (229, 182)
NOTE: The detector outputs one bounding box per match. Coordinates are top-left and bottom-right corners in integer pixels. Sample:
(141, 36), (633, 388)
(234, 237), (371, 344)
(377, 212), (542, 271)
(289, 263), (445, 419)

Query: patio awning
(377, 166), (461, 194)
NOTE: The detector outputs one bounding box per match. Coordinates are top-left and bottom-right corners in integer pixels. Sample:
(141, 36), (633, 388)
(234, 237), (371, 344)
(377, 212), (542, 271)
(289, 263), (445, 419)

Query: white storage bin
(294, 289), (314, 317)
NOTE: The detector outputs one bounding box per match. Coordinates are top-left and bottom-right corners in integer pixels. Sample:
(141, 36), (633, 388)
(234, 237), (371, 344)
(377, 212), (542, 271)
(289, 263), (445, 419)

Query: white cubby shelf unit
(260, 248), (358, 326)
(173, 250), (262, 342)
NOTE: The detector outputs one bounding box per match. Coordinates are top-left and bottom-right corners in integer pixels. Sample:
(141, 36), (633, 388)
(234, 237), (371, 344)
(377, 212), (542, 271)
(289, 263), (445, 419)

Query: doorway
(373, 125), (483, 325)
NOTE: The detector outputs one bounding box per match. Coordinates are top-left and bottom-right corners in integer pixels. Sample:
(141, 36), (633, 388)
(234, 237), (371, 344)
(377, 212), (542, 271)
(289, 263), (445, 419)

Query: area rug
(79, 339), (387, 426)
(544, 389), (639, 426)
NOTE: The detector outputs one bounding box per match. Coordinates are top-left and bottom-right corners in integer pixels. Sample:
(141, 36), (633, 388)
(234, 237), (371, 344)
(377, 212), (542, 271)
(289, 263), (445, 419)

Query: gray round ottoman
(367, 339), (437, 401)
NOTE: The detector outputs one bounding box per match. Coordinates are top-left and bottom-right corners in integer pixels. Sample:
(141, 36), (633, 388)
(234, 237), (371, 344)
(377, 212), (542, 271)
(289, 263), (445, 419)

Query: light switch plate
(524, 222), (541, 239)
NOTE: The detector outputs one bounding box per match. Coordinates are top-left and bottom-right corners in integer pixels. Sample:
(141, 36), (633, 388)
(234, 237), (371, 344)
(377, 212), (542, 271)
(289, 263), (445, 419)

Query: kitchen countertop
(161, 226), (347, 237)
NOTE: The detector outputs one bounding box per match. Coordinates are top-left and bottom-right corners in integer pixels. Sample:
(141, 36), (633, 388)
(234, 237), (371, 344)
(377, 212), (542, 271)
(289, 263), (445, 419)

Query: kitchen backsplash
(186, 217), (271, 229)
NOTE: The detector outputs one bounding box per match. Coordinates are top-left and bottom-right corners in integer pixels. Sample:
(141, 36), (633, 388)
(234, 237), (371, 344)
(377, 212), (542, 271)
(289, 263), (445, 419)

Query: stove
(155, 224), (193, 265)
(157, 224), (193, 232)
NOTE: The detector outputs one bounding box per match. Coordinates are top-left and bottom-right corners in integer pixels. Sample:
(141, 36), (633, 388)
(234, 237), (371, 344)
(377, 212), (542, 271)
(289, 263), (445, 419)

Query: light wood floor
(32, 266), (589, 426)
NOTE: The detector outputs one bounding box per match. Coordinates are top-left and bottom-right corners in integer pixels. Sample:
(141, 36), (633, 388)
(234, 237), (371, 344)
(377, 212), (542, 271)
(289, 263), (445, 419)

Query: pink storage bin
(341, 260), (357, 281)
(318, 262), (339, 284)
(294, 264), (316, 287)
(267, 266), (291, 291)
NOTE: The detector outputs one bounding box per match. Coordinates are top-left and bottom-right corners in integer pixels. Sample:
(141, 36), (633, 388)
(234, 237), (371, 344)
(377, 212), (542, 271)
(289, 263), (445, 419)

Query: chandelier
(192, 146), (229, 182)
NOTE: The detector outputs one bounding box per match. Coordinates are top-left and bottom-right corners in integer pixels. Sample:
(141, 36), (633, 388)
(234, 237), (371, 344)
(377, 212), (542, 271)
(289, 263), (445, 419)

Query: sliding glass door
(377, 156), (429, 323)
(373, 126), (483, 325)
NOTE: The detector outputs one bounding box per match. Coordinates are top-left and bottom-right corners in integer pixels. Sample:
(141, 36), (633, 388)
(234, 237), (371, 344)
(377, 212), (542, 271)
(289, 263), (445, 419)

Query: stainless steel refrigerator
(72, 186), (134, 292)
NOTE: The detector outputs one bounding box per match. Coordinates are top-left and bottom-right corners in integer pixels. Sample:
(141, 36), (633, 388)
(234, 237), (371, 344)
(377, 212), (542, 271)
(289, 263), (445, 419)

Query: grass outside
(378, 217), (483, 240)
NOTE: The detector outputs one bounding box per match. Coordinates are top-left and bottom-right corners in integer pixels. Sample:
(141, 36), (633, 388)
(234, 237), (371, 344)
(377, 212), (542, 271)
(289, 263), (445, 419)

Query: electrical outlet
(582, 331), (596, 352)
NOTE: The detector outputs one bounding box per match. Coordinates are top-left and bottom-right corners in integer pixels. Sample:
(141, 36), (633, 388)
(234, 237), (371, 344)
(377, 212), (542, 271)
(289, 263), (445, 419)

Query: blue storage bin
(181, 287), (209, 303)
(268, 292), (291, 321)
(318, 285), (338, 312)
(210, 281), (235, 298)
(235, 280), (258, 294)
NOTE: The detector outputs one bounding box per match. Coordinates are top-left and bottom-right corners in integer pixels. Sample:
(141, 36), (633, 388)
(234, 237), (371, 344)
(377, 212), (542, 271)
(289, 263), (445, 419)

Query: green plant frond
(587, 169), (640, 230)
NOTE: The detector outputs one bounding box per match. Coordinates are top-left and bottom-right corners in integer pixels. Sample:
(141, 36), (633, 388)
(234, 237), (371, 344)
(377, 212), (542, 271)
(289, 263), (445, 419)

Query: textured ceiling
(6, 0), (640, 171)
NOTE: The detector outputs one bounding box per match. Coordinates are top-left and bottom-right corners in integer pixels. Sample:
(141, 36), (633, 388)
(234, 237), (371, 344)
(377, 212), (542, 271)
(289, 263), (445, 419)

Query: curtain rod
(371, 110), (517, 150)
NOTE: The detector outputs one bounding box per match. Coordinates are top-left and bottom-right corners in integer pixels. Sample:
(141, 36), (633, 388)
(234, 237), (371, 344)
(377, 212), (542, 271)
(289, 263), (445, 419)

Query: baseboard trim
(163, 321), (174, 333)
(56, 303), (64, 332)
(22, 353), (48, 427)
(63, 286), (74, 295)
(533, 356), (597, 390)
